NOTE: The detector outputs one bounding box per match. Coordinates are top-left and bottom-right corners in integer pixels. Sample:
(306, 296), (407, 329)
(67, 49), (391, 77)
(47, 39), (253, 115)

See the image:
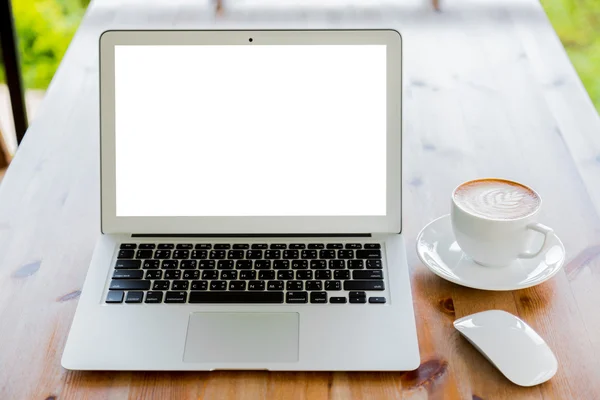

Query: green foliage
(7, 0), (89, 89)
(540, 0), (600, 114)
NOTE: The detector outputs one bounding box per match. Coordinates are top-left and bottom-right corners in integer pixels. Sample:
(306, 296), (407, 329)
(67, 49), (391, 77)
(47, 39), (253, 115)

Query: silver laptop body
(62, 29), (420, 371)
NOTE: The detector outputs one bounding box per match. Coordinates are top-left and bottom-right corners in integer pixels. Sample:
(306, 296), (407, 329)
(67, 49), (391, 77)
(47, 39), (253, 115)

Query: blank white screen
(114, 45), (386, 216)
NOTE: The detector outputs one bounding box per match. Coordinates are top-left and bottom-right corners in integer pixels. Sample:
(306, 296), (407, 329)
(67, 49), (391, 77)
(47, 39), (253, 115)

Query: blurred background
(0, 0), (598, 159)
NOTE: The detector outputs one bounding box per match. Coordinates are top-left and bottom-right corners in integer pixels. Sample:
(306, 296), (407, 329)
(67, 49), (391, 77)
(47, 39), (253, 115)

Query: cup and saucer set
(417, 178), (563, 387)
(417, 178), (565, 291)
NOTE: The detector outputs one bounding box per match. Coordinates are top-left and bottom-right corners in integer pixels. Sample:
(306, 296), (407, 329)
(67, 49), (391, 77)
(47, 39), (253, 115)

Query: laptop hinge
(131, 233), (372, 238)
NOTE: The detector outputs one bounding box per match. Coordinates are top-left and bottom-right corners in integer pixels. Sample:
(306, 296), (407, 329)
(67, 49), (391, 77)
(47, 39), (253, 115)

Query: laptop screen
(114, 45), (387, 217)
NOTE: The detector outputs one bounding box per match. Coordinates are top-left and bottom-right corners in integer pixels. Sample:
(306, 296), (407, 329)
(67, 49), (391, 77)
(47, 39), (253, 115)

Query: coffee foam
(454, 179), (540, 220)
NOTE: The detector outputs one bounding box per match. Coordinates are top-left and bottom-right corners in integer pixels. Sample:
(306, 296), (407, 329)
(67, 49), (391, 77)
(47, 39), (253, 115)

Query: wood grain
(1, 0), (600, 398)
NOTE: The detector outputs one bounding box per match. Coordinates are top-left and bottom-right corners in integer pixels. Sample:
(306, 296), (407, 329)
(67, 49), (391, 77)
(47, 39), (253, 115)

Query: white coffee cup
(451, 178), (554, 268)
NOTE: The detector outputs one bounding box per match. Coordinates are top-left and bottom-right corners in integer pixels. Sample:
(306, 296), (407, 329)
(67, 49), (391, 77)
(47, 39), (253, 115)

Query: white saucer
(416, 215), (565, 291)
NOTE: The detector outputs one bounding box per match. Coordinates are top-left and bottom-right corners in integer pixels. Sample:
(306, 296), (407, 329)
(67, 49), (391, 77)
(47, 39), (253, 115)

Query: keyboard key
(330, 296), (347, 304)
(287, 281), (303, 291)
(145, 291), (163, 303)
(366, 260), (383, 269)
(165, 270), (181, 280)
(198, 260), (216, 269)
(315, 270), (331, 280)
(139, 244), (156, 250)
(283, 250), (299, 259)
(248, 281), (266, 291)
(270, 244), (287, 249)
(172, 280), (189, 290)
(153, 280), (170, 290)
(165, 291), (187, 303)
(191, 250), (208, 259)
(181, 260), (197, 269)
(176, 244), (193, 249)
(218, 260), (234, 270)
(267, 281), (284, 290)
(189, 291), (283, 303)
(236, 260), (252, 270)
(348, 260), (364, 270)
(214, 244), (231, 249)
(233, 244), (249, 249)
(145, 270), (163, 280)
(292, 260), (308, 270)
(265, 250), (281, 259)
(308, 244), (324, 249)
(349, 291), (367, 304)
(202, 271), (219, 280)
(125, 291), (143, 303)
(334, 270), (351, 280)
(228, 250), (245, 259)
(154, 250), (171, 259)
(286, 291), (308, 303)
(106, 291), (124, 303)
(210, 250), (226, 259)
(191, 281), (208, 290)
(230, 281), (247, 290)
(161, 260), (178, 269)
(158, 244), (174, 249)
(195, 244), (212, 249)
(109, 280), (151, 290)
(310, 260), (327, 270)
(277, 271), (294, 280)
(120, 243), (136, 249)
(369, 297), (386, 304)
(117, 250), (134, 259)
(345, 243), (362, 249)
(364, 243), (381, 249)
(326, 243), (343, 249)
(210, 281), (227, 291)
(329, 260), (345, 269)
(301, 250), (318, 259)
(289, 244), (306, 249)
(319, 250), (336, 259)
(344, 281), (385, 291)
(240, 270), (257, 280)
(338, 250), (354, 259)
(356, 250), (382, 259)
(310, 291), (327, 303)
(247, 250), (263, 259)
(113, 270), (144, 279)
(251, 244), (268, 249)
(221, 270), (238, 280)
(353, 270), (383, 280)
(183, 270), (200, 280)
(254, 260), (271, 270)
(274, 260), (290, 270)
(258, 270), (275, 280)
(296, 270), (313, 280)
(115, 260), (141, 269)
(325, 280), (341, 291)
(306, 281), (322, 291)
(173, 250), (189, 259)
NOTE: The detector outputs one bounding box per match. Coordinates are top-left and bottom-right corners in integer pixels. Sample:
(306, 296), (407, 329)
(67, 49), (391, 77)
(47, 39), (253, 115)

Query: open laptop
(62, 29), (420, 371)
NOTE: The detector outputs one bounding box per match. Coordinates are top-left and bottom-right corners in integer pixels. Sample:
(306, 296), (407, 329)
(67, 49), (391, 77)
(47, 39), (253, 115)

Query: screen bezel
(100, 30), (402, 234)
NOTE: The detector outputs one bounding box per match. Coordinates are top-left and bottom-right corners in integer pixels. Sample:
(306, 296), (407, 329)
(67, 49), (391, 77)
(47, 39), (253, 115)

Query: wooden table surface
(1, 0), (600, 398)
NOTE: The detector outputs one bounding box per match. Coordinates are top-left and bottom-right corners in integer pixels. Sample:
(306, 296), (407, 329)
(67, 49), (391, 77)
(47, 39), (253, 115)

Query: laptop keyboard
(106, 242), (387, 305)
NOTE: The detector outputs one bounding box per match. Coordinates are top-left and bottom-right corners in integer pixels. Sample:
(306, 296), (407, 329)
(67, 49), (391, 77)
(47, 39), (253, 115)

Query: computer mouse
(454, 310), (558, 387)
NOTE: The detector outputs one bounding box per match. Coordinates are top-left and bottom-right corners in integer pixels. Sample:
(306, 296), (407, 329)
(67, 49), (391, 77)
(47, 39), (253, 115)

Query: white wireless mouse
(454, 310), (558, 387)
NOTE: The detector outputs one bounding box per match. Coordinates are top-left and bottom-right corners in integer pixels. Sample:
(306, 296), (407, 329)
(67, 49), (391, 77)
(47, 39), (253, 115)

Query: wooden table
(1, 0), (600, 398)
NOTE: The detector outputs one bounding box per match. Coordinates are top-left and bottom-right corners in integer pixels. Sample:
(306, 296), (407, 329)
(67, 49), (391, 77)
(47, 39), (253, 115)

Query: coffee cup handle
(518, 223), (554, 259)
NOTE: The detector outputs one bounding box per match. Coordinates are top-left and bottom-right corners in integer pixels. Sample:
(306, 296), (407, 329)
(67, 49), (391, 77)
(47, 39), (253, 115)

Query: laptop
(62, 29), (420, 371)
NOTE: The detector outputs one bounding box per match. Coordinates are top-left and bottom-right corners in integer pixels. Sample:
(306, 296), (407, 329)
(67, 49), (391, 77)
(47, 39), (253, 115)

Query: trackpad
(183, 312), (299, 363)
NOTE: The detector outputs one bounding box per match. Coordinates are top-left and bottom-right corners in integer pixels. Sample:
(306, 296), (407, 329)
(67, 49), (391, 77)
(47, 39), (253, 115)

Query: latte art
(454, 179), (540, 220)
